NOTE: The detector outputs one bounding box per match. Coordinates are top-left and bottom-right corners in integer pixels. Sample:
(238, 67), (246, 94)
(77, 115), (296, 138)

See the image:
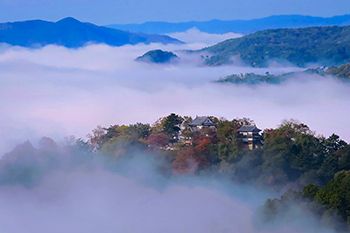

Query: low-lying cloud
(0, 42), (349, 155)
(169, 28), (242, 46)
(0, 39), (347, 232)
(0, 141), (339, 233)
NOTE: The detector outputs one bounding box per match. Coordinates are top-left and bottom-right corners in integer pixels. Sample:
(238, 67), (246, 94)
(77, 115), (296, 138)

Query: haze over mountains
(1, 0), (350, 231)
(0, 17), (181, 48)
(108, 14), (350, 34)
(2, 14), (350, 59)
(132, 24), (350, 68)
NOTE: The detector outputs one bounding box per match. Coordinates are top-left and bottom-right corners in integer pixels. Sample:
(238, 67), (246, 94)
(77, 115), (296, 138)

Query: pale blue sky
(1, 0), (350, 24)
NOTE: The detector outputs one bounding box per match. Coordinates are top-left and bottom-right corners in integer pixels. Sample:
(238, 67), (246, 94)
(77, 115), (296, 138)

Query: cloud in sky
(0, 42), (349, 155)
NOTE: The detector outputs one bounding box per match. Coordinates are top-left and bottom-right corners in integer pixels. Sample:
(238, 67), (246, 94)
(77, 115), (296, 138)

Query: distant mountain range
(200, 25), (350, 67)
(0, 17), (181, 48)
(108, 14), (350, 34)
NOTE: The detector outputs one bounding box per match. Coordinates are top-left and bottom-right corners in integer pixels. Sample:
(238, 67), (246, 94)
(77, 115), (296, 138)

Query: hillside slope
(326, 63), (350, 78)
(201, 26), (350, 67)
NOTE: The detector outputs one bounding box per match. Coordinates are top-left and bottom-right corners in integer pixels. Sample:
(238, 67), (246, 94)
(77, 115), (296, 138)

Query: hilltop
(136, 50), (179, 64)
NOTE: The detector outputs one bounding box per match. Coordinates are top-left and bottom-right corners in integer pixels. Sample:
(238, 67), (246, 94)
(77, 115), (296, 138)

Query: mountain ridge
(0, 17), (182, 48)
(108, 14), (350, 34)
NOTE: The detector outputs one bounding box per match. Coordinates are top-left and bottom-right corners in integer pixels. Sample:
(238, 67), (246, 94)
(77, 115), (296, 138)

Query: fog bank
(0, 42), (349, 154)
(0, 141), (338, 233)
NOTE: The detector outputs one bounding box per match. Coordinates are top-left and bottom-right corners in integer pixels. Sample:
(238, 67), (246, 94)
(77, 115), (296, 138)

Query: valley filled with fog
(0, 14), (349, 232)
(1, 0), (350, 232)
(0, 29), (349, 155)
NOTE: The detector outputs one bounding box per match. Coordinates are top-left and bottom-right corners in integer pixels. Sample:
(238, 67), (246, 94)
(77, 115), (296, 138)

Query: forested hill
(215, 64), (350, 85)
(201, 25), (350, 67)
(136, 50), (179, 63)
(0, 17), (181, 48)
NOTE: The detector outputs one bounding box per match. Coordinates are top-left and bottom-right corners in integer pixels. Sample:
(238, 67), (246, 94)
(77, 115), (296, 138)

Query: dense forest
(1, 114), (349, 231)
(201, 25), (350, 67)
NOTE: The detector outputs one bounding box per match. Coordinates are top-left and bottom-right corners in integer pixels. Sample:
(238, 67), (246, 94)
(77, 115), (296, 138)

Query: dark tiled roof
(238, 125), (261, 132)
(189, 116), (215, 127)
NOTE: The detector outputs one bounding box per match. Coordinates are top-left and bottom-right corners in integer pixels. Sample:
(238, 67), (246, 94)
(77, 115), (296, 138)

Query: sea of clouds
(0, 29), (347, 233)
(0, 35), (349, 154)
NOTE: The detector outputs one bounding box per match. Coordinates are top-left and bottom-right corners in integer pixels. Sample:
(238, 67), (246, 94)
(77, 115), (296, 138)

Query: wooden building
(238, 125), (263, 150)
(188, 116), (216, 131)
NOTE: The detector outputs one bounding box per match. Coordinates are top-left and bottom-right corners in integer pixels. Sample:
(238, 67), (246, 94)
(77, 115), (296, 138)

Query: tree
(261, 120), (323, 186)
(317, 136), (348, 183)
(100, 135), (146, 159)
(162, 113), (183, 142)
(147, 132), (170, 148)
(87, 126), (106, 149)
(322, 134), (347, 155)
(216, 119), (242, 163)
(337, 145), (350, 171)
(128, 123), (151, 139)
(303, 184), (320, 199)
(315, 171), (350, 227)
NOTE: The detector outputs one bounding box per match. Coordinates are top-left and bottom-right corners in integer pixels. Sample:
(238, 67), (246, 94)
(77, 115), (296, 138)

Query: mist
(0, 39), (349, 155)
(0, 139), (339, 233)
(168, 28), (242, 46)
(0, 27), (348, 232)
